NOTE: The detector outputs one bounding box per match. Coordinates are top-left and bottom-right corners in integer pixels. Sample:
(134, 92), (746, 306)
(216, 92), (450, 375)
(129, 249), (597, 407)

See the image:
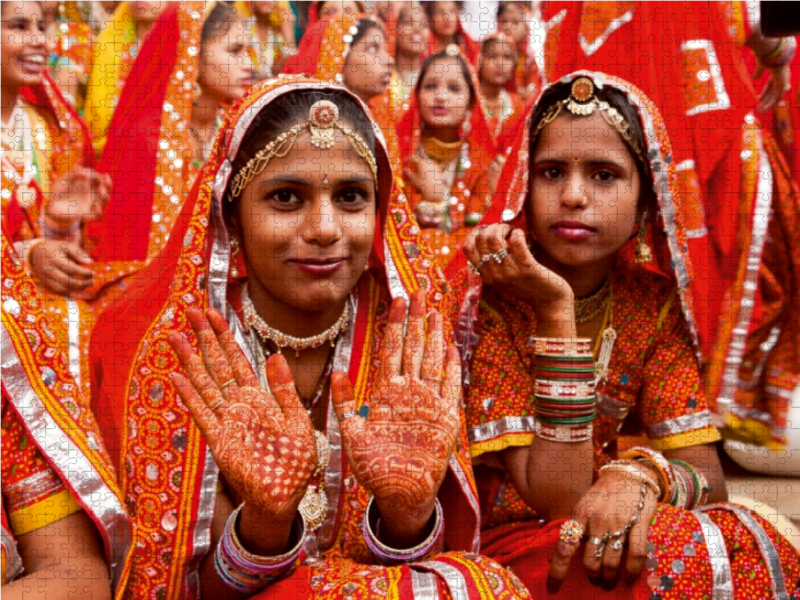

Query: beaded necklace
(575, 276), (611, 324)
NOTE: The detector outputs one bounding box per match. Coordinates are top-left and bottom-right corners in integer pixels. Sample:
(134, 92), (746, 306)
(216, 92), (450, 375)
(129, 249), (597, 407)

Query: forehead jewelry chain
(241, 285), (351, 357)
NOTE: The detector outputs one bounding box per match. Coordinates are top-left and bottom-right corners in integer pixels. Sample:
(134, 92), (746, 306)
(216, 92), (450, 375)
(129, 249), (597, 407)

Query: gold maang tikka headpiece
(532, 77), (645, 164)
(228, 100), (379, 201)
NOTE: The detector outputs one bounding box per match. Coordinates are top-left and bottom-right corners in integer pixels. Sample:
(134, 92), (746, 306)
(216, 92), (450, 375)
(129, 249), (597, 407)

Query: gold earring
(635, 213), (653, 263)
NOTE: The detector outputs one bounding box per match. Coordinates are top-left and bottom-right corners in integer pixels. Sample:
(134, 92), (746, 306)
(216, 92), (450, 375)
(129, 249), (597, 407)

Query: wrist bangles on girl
(363, 497), (445, 565)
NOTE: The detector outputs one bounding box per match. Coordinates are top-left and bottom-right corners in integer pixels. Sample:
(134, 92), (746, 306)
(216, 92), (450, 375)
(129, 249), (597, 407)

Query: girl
(478, 32), (526, 154)
(90, 78), (530, 600)
(425, 1), (479, 66)
(450, 71), (800, 598)
(399, 50), (495, 268)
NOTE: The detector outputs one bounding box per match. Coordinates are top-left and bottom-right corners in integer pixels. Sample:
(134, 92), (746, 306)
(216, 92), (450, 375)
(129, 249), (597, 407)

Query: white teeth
(24, 56), (44, 64)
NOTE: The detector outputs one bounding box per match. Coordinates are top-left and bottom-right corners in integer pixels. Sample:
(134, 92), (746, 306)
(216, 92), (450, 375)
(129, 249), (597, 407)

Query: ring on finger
(608, 539), (624, 551)
(218, 379), (236, 391)
(559, 519), (584, 546)
(493, 247), (509, 263)
(340, 410), (359, 420)
(588, 537), (604, 546)
(208, 397), (224, 411)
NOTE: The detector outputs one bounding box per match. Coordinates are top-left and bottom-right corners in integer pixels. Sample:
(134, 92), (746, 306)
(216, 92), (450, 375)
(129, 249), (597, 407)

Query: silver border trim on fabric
(66, 298), (80, 384)
(578, 7), (635, 56)
(646, 410), (712, 439)
(715, 148), (773, 424)
(415, 561), (470, 600)
(410, 568), (440, 600)
(0, 324), (131, 593)
(680, 40), (733, 116)
(447, 454), (481, 553)
(693, 511), (733, 600)
(467, 415), (536, 445)
(384, 239), (408, 302)
(1, 523), (24, 583)
(700, 505), (788, 600)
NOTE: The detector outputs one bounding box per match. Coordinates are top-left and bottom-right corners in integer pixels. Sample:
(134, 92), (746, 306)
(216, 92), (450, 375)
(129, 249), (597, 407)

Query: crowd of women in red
(2, 1), (799, 599)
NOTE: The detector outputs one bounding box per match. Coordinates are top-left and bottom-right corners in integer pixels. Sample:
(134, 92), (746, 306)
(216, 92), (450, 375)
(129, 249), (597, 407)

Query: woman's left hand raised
(331, 290), (460, 546)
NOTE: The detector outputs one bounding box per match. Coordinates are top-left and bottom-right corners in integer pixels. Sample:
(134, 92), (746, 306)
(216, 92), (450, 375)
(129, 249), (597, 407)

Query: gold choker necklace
(241, 286), (350, 357)
(575, 277), (611, 324)
(422, 135), (462, 164)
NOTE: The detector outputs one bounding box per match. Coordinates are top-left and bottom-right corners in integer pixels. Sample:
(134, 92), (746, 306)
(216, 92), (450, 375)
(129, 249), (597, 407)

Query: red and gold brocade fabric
(444, 70), (800, 600)
(540, 0), (800, 448)
(0, 234), (133, 595)
(91, 78), (529, 600)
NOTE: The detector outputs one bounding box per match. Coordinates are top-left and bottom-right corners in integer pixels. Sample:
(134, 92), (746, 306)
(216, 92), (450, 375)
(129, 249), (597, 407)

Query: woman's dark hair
(528, 79), (655, 214)
(201, 2), (242, 50)
(349, 17), (381, 48)
(225, 89), (377, 211)
(417, 50), (477, 108)
(496, 1), (527, 18)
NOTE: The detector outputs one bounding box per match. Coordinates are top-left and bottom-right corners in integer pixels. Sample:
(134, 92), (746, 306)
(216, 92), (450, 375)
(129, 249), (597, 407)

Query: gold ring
(559, 519), (584, 546)
(219, 379), (236, 391)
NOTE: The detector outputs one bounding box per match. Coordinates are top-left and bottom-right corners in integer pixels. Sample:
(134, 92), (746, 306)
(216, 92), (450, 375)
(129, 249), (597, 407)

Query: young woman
(448, 72), (800, 598)
(424, 1), (479, 66)
(84, 0), (167, 149)
(91, 78), (530, 600)
(1, 0), (116, 394)
(392, 2), (428, 119)
(477, 32), (526, 154)
(399, 50), (496, 268)
(97, 2), (252, 264)
(496, 1), (540, 99)
(542, 2), (800, 467)
(1, 234), (132, 598)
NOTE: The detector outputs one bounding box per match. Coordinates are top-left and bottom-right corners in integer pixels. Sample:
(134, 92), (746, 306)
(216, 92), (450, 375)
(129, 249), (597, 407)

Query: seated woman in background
(96, 2), (252, 265)
(1, 234), (132, 598)
(477, 32), (526, 156)
(399, 50), (495, 268)
(425, 1), (479, 66)
(1, 0), (116, 395)
(392, 1), (428, 118)
(91, 77), (531, 600)
(449, 72), (800, 598)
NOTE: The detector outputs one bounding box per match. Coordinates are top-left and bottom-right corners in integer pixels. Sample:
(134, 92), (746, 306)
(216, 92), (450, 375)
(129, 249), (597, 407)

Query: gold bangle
(598, 463), (662, 499)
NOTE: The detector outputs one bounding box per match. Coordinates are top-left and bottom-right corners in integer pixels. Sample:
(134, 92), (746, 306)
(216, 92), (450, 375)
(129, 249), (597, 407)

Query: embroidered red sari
(96, 1), (205, 264)
(445, 71), (800, 600)
(541, 0), (800, 449)
(0, 234), (133, 596)
(91, 78), (530, 600)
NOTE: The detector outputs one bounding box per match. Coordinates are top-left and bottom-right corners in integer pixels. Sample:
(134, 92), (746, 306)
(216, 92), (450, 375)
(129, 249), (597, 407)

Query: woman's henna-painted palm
(169, 308), (317, 525)
(332, 292), (460, 524)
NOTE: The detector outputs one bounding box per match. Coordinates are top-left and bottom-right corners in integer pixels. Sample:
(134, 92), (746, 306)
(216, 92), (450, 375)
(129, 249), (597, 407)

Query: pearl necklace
(241, 285), (351, 357)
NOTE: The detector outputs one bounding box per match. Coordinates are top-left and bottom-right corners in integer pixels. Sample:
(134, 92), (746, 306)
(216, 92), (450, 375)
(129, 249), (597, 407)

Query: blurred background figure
(235, 0), (296, 81)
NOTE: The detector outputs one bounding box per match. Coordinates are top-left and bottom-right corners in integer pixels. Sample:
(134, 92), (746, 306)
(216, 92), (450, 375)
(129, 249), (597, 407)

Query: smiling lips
(18, 54), (45, 74)
(550, 220), (597, 240)
(287, 257), (348, 276)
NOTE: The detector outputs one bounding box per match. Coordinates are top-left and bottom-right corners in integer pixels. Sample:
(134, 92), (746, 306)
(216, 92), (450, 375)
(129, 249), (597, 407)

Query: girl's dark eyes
(538, 167), (563, 180)
(265, 188), (371, 209)
(268, 189), (302, 206)
(592, 170), (619, 182)
(339, 188), (369, 206)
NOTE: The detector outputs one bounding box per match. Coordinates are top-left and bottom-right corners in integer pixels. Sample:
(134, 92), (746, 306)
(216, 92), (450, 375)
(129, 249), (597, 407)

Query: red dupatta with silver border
(0, 234), (133, 597)
(91, 78), (489, 600)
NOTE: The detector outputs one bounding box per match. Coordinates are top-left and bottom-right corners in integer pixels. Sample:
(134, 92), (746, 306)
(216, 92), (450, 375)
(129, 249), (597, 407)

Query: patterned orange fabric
(0, 234), (132, 595)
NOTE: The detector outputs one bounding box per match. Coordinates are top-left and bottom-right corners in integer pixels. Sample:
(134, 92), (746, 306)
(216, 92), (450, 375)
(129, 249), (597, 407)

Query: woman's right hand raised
(168, 308), (318, 533)
(463, 224), (576, 337)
